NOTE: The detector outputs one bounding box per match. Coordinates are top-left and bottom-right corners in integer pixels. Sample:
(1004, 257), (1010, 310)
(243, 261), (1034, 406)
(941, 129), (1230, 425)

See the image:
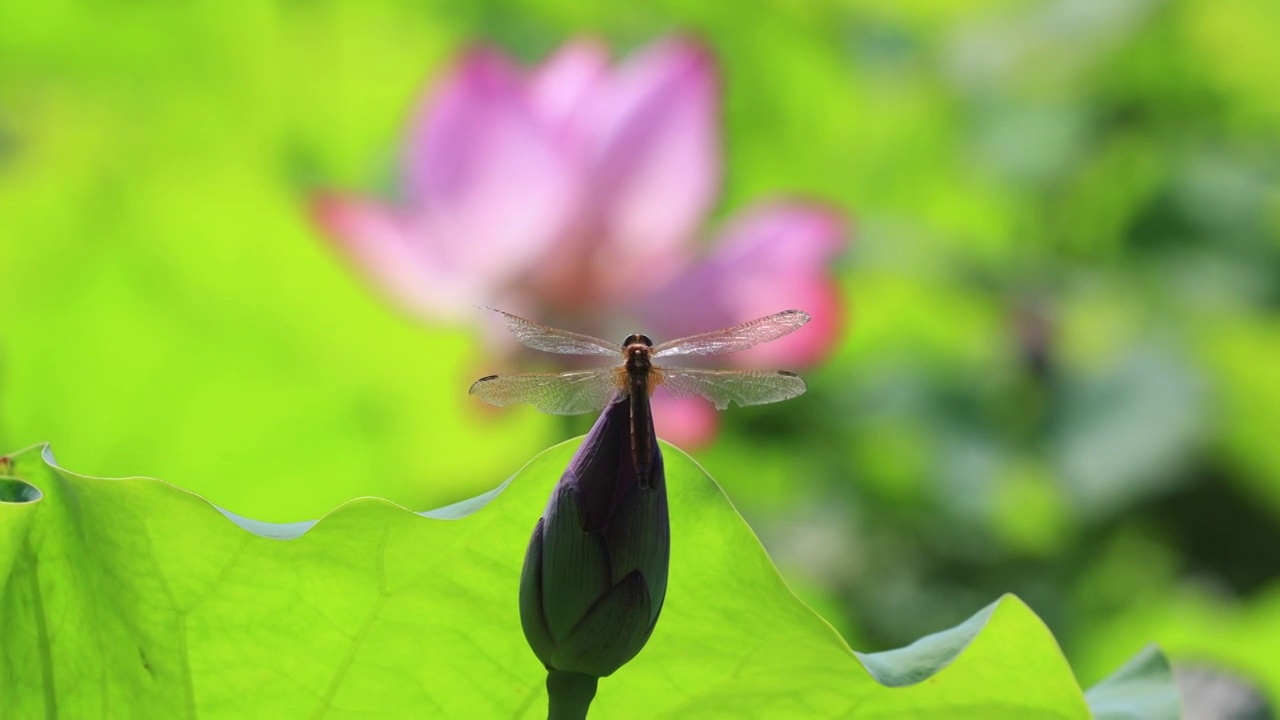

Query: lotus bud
(519, 394), (670, 717)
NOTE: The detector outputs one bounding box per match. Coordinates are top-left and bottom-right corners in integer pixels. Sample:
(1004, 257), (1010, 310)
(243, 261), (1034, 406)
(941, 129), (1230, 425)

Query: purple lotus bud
(519, 394), (670, 714)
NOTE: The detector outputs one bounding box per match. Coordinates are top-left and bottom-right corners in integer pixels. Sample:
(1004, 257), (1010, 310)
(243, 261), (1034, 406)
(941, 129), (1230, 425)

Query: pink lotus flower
(312, 36), (847, 446)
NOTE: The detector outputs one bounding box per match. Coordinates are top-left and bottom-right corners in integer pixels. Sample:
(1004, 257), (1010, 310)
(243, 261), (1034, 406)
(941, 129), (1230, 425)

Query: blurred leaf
(1184, 0), (1280, 131)
(0, 2), (536, 524)
(1085, 645), (1180, 720)
(1201, 320), (1280, 514)
(991, 459), (1070, 557)
(1074, 583), (1280, 714)
(1052, 344), (1205, 517)
(0, 441), (1171, 717)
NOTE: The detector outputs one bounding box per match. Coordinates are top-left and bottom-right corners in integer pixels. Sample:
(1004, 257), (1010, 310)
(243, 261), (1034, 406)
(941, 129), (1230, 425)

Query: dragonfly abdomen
(623, 339), (657, 488)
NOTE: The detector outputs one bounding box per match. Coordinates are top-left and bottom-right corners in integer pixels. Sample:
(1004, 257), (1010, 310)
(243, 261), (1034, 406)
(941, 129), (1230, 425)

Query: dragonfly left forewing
(658, 367), (807, 410)
(469, 368), (621, 415)
(485, 308), (619, 357)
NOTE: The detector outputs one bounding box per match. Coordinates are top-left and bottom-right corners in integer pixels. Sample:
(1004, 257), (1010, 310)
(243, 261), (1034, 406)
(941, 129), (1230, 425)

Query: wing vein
(486, 308), (618, 357)
(652, 310), (810, 358)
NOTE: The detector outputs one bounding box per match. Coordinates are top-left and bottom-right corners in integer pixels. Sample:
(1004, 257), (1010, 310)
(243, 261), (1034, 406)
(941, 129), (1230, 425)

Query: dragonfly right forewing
(468, 368), (621, 415)
(651, 309), (810, 358)
(659, 367), (807, 410)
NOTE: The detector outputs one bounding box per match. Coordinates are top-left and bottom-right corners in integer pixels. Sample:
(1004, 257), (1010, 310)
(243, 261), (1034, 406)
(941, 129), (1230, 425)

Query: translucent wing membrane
(652, 310), (811, 358)
(659, 368), (808, 410)
(468, 369), (621, 415)
(486, 308), (619, 356)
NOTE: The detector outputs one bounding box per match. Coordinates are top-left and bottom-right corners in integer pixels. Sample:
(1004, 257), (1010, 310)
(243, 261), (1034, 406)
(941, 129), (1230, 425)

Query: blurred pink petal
(529, 39), (610, 144)
(311, 36), (851, 456)
(651, 393), (721, 449)
(586, 37), (720, 288)
(312, 193), (470, 315)
(641, 203), (847, 366)
(403, 46), (580, 285)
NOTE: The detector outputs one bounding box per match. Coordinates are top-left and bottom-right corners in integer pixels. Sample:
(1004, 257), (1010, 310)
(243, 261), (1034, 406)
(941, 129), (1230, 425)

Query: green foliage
(1, 442), (1173, 717)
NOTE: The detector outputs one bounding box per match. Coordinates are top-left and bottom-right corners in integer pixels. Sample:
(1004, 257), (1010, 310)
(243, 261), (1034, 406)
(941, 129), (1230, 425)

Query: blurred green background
(3, 0), (1278, 707)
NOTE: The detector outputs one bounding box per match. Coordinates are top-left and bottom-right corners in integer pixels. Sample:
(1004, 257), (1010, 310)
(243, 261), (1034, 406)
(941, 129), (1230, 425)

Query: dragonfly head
(621, 333), (653, 349)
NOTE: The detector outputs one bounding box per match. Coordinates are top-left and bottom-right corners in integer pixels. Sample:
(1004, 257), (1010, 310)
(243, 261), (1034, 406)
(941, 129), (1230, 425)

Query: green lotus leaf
(0, 442), (1174, 717)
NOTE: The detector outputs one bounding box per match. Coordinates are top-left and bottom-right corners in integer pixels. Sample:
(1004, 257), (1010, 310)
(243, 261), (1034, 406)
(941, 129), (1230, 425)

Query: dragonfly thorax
(624, 342), (653, 376)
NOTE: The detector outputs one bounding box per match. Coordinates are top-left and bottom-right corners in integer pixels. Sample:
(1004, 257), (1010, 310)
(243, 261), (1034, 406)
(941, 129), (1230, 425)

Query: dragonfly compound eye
(621, 333), (653, 348)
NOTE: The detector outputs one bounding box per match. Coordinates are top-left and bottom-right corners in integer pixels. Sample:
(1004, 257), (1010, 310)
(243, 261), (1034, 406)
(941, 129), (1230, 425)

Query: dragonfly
(469, 308), (811, 486)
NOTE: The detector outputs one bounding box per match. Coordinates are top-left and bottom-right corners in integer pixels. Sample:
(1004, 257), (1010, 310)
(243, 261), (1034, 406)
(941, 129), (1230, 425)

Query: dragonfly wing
(486, 308), (619, 356)
(469, 368), (620, 415)
(651, 309), (810, 358)
(659, 367), (807, 410)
